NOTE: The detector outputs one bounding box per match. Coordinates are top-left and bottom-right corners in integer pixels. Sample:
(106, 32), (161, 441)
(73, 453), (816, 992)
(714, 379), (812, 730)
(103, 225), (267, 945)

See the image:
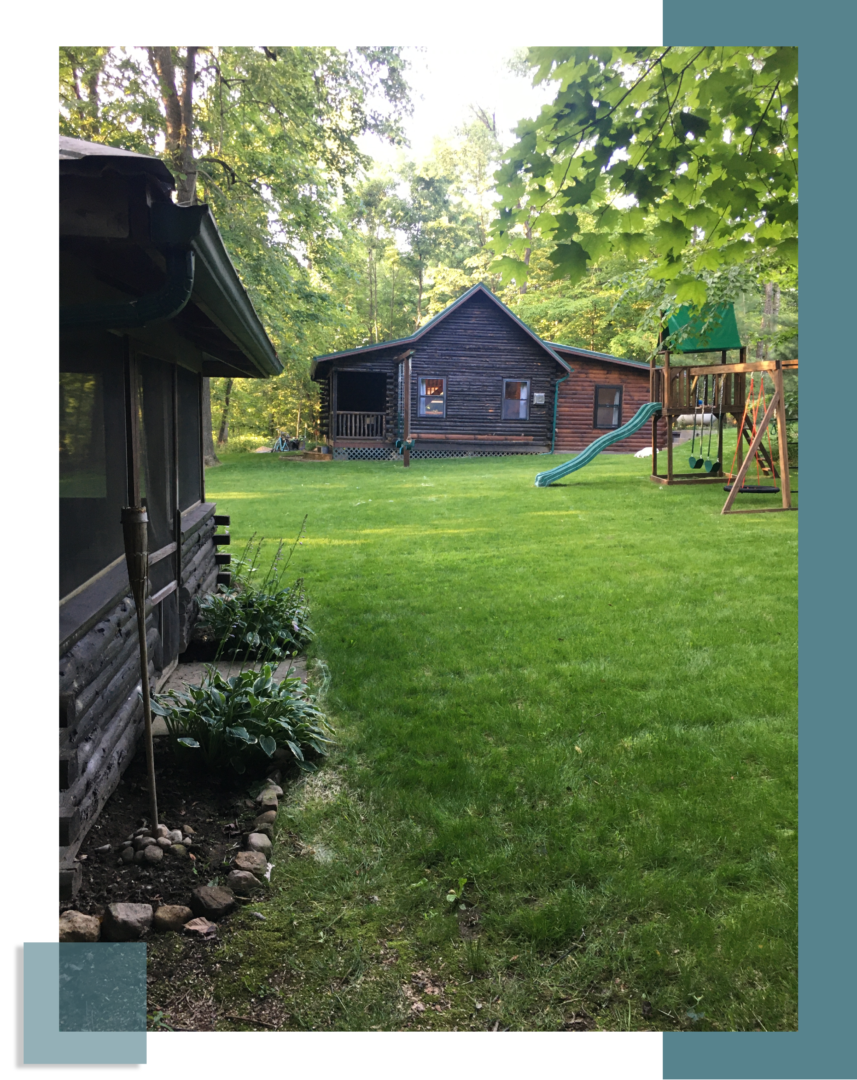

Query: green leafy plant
(151, 665), (333, 775)
(446, 877), (468, 905)
(198, 578), (313, 661)
(196, 526), (314, 662)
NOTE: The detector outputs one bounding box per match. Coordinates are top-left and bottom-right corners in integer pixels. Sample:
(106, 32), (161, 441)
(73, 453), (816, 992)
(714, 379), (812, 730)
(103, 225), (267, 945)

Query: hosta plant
(196, 578), (313, 662)
(151, 665), (333, 775)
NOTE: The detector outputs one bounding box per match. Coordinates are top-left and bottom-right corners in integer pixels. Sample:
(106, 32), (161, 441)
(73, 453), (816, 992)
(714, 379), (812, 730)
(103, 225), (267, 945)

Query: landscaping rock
(120, 847), (135, 864)
(227, 870), (265, 895)
(190, 885), (236, 921)
(259, 783), (283, 798)
(59, 911), (100, 942)
(166, 843), (187, 858)
(142, 845), (164, 865)
(246, 832), (273, 857)
(182, 825), (196, 836)
(102, 903), (153, 941)
(254, 811), (277, 827)
(156, 837), (172, 849)
(234, 850), (268, 878)
(134, 835), (156, 851)
(168, 829), (184, 844)
(153, 905), (194, 932)
(184, 917), (217, 940)
(251, 822), (274, 840)
(155, 824), (170, 839)
(133, 849), (147, 864)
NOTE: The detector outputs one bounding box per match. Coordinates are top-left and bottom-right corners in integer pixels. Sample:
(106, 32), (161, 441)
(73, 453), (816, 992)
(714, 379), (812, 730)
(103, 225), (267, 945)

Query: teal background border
(35, 25), (841, 1071)
(662, 4), (854, 1079)
(23, 944), (146, 1064)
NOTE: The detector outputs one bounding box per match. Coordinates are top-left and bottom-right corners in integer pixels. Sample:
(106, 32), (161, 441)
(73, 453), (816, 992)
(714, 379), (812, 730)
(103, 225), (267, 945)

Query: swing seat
(704, 458), (720, 474)
(723, 483), (780, 494)
(688, 454), (704, 469)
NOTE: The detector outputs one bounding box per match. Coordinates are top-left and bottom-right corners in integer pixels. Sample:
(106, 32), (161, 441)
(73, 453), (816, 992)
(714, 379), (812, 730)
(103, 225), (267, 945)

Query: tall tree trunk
(148, 46), (198, 205)
(202, 377), (220, 467)
(216, 378), (233, 445)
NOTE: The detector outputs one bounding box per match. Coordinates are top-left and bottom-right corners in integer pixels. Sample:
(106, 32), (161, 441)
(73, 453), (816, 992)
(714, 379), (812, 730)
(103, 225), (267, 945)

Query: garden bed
(63, 732), (302, 916)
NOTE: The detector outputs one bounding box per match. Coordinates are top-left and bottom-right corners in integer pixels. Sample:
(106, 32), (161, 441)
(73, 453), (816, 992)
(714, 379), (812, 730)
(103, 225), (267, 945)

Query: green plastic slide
(535, 401), (663, 487)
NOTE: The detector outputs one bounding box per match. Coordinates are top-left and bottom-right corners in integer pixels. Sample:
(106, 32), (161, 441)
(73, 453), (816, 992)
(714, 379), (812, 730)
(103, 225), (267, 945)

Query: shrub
(151, 665), (333, 775)
(197, 578), (313, 661)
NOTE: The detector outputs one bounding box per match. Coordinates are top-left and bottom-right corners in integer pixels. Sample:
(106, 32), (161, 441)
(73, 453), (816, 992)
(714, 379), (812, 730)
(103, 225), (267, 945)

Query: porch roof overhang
(59, 137), (281, 378)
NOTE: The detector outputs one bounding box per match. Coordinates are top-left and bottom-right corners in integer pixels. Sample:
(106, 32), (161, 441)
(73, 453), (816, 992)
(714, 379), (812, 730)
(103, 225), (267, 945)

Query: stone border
(59, 769), (284, 944)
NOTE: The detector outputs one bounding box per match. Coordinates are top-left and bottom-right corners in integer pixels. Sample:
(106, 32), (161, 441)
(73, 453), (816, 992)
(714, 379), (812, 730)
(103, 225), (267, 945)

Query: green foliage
(493, 47), (798, 306)
(151, 665), (333, 775)
(198, 578), (313, 662)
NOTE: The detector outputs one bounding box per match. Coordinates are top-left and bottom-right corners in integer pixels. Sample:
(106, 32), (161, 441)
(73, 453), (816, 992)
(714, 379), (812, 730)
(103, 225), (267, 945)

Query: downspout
(60, 202), (205, 330)
(549, 371), (571, 454)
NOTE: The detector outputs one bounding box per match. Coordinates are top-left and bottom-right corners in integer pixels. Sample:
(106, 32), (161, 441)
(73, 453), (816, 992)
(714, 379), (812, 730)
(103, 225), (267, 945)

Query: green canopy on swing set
(664, 303), (742, 354)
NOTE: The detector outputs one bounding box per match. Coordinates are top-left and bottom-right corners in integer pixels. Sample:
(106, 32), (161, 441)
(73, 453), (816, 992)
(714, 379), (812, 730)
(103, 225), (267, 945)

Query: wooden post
(717, 354), (726, 476)
(721, 391), (779, 513)
(772, 360), (792, 509)
(197, 374), (206, 503)
(403, 352), (411, 468)
(172, 365), (181, 590)
(663, 350), (672, 482)
(123, 343), (141, 506)
(329, 371), (338, 452)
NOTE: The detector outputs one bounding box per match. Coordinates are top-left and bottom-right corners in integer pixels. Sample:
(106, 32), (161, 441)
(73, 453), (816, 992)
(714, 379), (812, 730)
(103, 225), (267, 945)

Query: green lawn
(167, 446), (798, 1031)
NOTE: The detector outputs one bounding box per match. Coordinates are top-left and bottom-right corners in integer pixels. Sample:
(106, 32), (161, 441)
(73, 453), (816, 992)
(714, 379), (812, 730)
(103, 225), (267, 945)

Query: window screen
(177, 366), (202, 510)
(419, 377), (445, 417)
(594, 385), (623, 429)
(503, 380), (530, 420)
(59, 350), (128, 599)
(138, 357), (175, 551)
(60, 373), (107, 498)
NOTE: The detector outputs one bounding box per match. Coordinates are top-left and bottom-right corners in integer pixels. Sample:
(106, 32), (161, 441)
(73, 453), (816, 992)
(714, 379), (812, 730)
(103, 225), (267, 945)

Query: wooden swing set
(648, 305), (797, 515)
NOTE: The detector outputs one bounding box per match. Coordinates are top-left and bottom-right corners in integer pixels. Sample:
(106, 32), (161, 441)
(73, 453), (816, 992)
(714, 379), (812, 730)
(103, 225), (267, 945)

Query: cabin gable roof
(311, 283), (572, 379)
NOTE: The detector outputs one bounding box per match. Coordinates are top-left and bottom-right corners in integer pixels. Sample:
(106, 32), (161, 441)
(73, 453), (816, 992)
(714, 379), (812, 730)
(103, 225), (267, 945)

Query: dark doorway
(337, 371), (387, 412)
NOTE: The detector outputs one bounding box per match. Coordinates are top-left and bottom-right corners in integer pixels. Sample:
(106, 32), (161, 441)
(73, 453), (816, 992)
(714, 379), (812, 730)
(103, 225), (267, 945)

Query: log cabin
(311, 283), (666, 459)
(59, 136), (281, 898)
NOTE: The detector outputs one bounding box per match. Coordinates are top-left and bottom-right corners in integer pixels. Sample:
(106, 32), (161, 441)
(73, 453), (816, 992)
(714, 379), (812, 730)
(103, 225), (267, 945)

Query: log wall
(554, 360), (668, 453)
(59, 501), (219, 896)
(408, 291), (555, 446)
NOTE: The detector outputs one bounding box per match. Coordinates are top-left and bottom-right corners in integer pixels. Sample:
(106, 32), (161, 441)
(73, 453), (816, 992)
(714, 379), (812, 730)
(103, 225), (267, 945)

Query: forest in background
(59, 46), (798, 449)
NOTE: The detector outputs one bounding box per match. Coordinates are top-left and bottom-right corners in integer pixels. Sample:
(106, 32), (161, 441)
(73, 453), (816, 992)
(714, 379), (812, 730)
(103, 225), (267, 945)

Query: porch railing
(335, 411), (386, 439)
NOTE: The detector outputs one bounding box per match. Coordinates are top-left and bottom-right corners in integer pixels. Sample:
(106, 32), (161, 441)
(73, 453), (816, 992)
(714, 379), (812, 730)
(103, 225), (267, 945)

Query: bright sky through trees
(357, 45), (556, 164)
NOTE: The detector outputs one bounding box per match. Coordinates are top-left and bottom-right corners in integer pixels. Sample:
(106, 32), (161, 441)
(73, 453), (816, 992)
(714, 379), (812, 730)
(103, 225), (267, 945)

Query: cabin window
(419, 377), (446, 417)
(594, 385), (623, 429)
(503, 379), (530, 420)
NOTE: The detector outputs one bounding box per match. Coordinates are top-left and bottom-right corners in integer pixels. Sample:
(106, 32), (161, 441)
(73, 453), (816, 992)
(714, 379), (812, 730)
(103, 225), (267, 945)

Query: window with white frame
(502, 379), (530, 420)
(418, 377), (446, 417)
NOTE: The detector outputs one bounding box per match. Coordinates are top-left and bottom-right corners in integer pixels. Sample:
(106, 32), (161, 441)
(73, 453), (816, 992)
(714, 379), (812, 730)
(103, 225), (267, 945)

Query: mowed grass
(172, 445), (798, 1032)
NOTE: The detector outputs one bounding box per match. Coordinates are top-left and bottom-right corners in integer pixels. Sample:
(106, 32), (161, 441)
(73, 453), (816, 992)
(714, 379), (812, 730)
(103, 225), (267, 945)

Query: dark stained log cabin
(59, 136), (281, 898)
(311, 284), (667, 460)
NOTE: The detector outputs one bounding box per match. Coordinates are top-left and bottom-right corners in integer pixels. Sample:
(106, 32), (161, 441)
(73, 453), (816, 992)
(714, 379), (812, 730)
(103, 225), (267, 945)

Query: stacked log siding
(554, 357), (668, 453)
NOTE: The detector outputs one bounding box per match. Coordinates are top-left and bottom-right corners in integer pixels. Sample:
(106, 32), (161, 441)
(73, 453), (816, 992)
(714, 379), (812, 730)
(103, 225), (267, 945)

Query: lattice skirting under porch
(333, 446), (545, 461)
